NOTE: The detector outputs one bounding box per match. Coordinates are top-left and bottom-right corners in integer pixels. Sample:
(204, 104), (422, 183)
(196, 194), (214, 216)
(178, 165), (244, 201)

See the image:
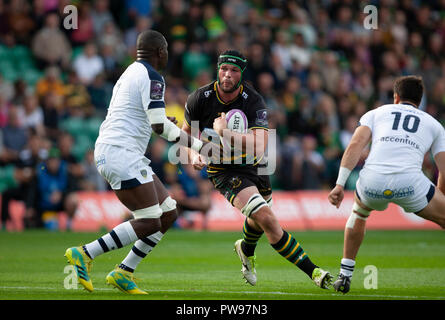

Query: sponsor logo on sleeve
(150, 80), (164, 100)
(255, 109), (268, 127)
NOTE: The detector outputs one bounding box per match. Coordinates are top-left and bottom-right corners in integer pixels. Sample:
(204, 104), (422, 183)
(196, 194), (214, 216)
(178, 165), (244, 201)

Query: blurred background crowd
(1, 0), (445, 230)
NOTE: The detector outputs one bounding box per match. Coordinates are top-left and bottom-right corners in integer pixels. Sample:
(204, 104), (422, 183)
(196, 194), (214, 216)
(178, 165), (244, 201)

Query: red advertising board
(1, 191), (440, 231)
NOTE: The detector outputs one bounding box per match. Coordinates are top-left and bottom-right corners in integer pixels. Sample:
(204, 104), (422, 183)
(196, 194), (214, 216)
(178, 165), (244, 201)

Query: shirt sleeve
(140, 71), (166, 111)
(358, 110), (375, 131)
(247, 95), (269, 130)
(184, 90), (200, 128)
(431, 123), (445, 157)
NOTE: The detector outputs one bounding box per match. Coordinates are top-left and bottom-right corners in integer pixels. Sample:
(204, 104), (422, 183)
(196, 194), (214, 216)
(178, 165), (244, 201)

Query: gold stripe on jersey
(249, 126), (269, 131)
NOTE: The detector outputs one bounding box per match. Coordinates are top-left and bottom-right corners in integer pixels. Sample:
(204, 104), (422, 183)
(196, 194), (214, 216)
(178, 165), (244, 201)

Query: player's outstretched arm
(339, 125), (372, 172)
(147, 108), (206, 155)
(329, 125), (371, 208)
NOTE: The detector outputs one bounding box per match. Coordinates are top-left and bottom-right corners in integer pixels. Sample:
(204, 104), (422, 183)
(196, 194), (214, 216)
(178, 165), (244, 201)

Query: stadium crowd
(1, 0), (445, 230)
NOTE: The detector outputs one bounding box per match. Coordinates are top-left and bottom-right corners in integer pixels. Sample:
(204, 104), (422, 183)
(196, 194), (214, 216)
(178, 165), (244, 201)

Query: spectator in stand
(79, 149), (108, 192)
(0, 75), (14, 103)
(31, 12), (72, 70)
(64, 70), (93, 116)
(98, 21), (127, 64)
(0, 164), (33, 230)
(1, 134), (46, 229)
(69, 1), (95, 46)
(1, 106), (28, 164)
(11, 79), (27, 106)
(0, 92), (12, 128)
(124, 16), (152, 55)
(57, 132), (85, 192)
(18, 94), (45, 136)
(91, 0), (115, 37)
(35, 66), (65, 101)
(73, 42), (104, 86)
(170, 164), (212, 230)
(0, 0), (9, 38)
(297, 135), (325, 190)
(7, 0), (35, 44)
(36, 147), (78, 230)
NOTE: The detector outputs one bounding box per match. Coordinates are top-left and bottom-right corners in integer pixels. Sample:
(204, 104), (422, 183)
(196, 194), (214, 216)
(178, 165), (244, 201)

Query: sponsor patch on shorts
(95, 154), (106, 167)
(364, 186), (414, 199)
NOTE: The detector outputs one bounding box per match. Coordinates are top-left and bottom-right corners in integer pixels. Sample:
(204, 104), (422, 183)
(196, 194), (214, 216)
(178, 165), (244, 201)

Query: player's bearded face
(218, 64), (241, 93)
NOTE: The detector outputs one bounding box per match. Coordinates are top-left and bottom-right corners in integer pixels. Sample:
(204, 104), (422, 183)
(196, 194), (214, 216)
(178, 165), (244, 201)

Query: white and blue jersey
(96, 60), (166, 155)
(356, 102), (445, 212)
(94, 60), (165, 190)
(359, 103), (445, 174)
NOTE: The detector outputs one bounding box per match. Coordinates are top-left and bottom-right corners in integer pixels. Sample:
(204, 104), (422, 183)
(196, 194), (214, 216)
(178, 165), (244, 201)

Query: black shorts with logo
(208, 165), (272, 205)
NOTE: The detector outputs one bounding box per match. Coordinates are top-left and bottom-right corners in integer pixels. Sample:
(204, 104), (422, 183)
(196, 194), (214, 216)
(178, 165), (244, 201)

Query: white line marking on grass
(1, 286), (444, 300)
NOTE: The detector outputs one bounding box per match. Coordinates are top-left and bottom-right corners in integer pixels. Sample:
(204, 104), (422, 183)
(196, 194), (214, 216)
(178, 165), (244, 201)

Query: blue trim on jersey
(136, 60), (164, 82)
(137, 60), (166, 109)
(148, 100), (165, 109)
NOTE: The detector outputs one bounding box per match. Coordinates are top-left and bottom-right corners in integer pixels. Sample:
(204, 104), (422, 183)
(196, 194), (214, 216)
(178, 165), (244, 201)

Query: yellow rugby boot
(64, 246), (93, 292)
(106, 267), (148, 295)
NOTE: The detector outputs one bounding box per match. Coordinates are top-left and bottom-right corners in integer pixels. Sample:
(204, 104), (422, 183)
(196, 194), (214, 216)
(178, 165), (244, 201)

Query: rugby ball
(226, 109), (248, 133)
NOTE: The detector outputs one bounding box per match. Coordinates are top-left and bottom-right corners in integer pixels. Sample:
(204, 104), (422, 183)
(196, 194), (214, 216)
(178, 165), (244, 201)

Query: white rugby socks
(340, 258), (355, 277)
(83, 221), (138, 259)
(119, 231), (164, 272)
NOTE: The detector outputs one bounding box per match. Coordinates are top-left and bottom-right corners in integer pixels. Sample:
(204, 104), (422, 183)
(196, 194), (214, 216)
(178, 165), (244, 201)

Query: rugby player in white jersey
(64, 30), (208, 294)
(328, 75), (445, 293)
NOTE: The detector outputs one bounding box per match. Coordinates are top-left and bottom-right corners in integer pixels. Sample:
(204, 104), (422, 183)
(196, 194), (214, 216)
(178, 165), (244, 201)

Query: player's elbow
(151, 123), (164, 135)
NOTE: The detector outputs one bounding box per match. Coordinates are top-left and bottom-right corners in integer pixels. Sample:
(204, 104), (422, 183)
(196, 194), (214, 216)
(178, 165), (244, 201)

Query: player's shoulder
(188, 81), (215, 102)
(241, 81), (263, 102)
(132, 60), (164, 83)
(377, 103), (442, 128)
(198, 81), (216, 97)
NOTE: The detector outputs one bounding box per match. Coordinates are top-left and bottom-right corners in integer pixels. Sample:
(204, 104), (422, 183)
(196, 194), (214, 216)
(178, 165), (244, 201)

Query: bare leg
(415, 187), (445, 229)
(343, 193), (372, 260)
(118, 174), (178, 273)
(114, 181), (162, 238)
(233, 186), (326, 283)
(233, 186), (282, 243)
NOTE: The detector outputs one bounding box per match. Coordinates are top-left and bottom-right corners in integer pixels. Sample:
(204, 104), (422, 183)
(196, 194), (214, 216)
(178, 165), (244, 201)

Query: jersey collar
(400, 102), (418, 108)
(213, 81), (244, 105)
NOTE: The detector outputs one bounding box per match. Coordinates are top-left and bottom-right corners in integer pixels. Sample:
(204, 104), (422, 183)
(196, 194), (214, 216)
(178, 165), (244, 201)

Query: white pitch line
(1, 286), (444, 300)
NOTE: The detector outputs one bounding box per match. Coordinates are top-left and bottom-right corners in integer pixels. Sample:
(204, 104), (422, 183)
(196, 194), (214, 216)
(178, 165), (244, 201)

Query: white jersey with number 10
(359, 103), (445, 174)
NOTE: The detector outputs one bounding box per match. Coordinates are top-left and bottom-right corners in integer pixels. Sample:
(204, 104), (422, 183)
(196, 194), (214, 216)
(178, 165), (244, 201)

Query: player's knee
(248, 203), (276, 227)
(241, 194), (268, 218)
(160, 196), (177, 213)
(132, 204), (163, 219)
(346, 202), (371, 229)
(159, 196), (178, 224)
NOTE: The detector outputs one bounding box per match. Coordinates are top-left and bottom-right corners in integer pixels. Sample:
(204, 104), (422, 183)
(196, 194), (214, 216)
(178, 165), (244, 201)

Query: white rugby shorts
(356, 168), (435, 213)
(94, 143), (154, 190)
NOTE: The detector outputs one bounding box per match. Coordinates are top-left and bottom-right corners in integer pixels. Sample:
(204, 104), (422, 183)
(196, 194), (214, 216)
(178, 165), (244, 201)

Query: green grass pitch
(0, 229), (444, 300)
